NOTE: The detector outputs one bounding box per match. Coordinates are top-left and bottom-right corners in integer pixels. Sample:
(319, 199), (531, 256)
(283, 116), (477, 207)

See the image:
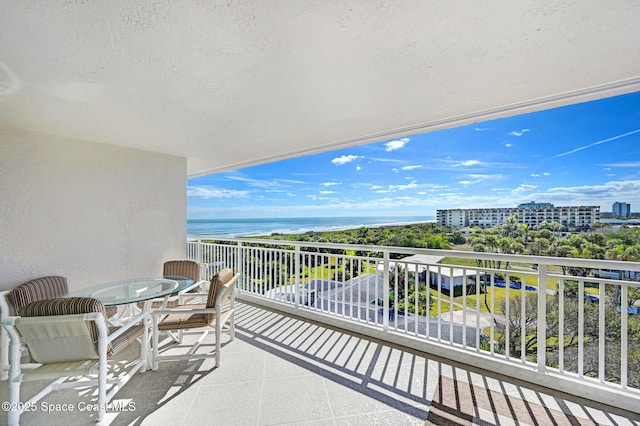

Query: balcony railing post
(537, 263), (548, 372)
(383, 251), (390, 332)
(295, 245), (300, 309)
(237, 241), (244, 292)
(196, 239), (203, 264)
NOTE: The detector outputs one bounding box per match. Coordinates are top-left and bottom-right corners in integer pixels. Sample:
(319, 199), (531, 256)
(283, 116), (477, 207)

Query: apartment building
(437, 202), (600, 228)
(612, 201), (631, 218)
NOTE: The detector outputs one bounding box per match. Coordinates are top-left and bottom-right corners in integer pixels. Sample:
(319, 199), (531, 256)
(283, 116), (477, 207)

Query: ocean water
(187, 216), (434, 238)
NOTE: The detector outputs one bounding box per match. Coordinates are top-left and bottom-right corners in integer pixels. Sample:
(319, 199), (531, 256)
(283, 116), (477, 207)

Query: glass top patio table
(68, 277), (193, 306)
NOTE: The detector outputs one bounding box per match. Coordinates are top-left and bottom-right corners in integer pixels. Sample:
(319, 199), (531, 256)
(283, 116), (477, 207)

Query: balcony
(185, 239), (640, 413)
(3, 302), (640, 425)
(3, 238), (640, 424)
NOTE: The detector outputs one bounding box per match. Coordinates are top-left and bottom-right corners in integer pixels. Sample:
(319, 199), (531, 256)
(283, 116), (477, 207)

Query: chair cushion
(157, 304), (234, 331)
(205, 268), (233, 322)
(206, 269), (233, 309)
(21, 297), (114, 356)
(15, 314), (100, 364)
(108, 323), (145, 357)
(105, 305), (119, 319)
(8, 276), (69, 315)
(19, 297), (144, 359)
(157, 304), (209, 331)
(21, 297), (106, 317)
(163, 260), (200, 282)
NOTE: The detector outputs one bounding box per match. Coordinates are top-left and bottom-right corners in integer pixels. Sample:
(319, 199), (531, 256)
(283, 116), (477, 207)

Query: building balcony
(3, 300), (639, 425)
(187, 239), (640, 414)
(3, 238), (640, 424)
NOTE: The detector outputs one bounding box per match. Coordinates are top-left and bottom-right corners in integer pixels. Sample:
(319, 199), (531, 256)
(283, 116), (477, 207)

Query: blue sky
(187, 92), (640, 219)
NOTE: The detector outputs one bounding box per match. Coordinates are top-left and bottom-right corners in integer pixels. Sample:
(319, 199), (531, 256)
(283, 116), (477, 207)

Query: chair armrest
(177, 280), (207, 295)
(2, 316), (20, 327)
(177, 280), (209, 305)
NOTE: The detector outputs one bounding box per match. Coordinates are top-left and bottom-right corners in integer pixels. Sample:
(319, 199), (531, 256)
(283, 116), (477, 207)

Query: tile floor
(2, 301), (640, 425)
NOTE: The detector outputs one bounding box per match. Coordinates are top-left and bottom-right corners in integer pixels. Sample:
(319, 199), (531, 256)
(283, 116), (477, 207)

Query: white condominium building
(437, 202), (600, 228)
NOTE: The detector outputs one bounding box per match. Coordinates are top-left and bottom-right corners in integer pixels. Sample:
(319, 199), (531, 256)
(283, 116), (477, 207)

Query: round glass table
(69, 277), (194, 306)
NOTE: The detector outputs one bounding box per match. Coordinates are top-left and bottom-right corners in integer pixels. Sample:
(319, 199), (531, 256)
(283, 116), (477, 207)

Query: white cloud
(331, 155), (360, 165)
(371, 181), (422, 193)
(468, 174), (494, 180)
(319, 190), (335, 195)
(548, 179), (640, 197)
(531, 172), (551, 177)
(512, 184), (537, 194)
(384, 138), (409, 152)
(505, 143), (512, 148)
(356, 165), (362, 171)
(278, 178), (306, 184)
(320, 182), (340, 187)
(457, 174), (503, 185)
(369, 157), (405, 164)
(549, 129), (640, 160)
(509, 129), (530, 136)
(187, 186), (249, 199)
(602, 161), (640, 168)
(225, 175), (304, 188)
(454, 160), (480, 167)
(392, 168), (399, 173)
(388, 180), (418, 191)
(401, 165), (423, 171)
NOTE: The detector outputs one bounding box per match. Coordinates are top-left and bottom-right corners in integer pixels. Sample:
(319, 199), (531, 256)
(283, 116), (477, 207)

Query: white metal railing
(187, 238), (640, 413)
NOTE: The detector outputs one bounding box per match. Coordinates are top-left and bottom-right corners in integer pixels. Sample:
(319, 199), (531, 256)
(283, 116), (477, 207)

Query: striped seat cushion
(158, 268), (235, 330)
(135, 260), (202, 310)
(20, 297), (143, 358)
(105, 306), (119, 318)
(164, 260), (200, 283)
(157, 303), (209, 331)
(164, 259), (200, 294)
(107, 323), (145, 357)
(205, 268), (233, 321)
(8, 276), (69, 315)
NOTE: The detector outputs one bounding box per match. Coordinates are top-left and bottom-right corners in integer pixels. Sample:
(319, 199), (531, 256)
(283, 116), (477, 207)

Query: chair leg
(215, 323), (221, 367)
(7, 334), (21, 426)
(140, 316), (149, 373)
(229, 312), (235, 342)
(152, 315), (159, 371)
(96, 332), (108, 422)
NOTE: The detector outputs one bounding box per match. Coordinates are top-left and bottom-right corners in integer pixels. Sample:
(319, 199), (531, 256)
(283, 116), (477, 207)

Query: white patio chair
(152, 268), (237, 369)
(1, 297), (147, 425)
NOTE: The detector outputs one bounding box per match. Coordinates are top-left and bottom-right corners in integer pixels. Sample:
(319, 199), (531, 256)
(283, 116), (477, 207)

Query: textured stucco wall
(0, 128), (186, 291)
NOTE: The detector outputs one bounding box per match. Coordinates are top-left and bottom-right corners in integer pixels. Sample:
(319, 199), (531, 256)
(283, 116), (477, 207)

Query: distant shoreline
(187, 215), (435, 238)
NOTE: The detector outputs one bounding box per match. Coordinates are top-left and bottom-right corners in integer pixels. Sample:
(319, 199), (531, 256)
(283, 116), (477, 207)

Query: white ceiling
(1, 1), (639, 177)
